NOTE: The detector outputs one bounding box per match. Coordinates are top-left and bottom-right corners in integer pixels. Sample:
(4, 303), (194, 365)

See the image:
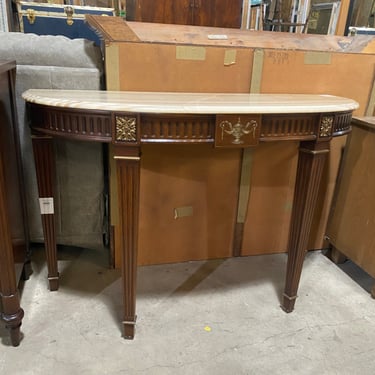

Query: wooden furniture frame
(22, 89), (357, 339)
(0, 61), (27, 347)
(125, 0), (243, 28)
(327, 116), (375, 297)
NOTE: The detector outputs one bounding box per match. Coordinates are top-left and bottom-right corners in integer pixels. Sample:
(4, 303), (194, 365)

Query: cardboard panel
(137, 144), (241, 265)
(117, 43), (253, 93)
(260, 50), (375, 116)
(241, 142), (298, 255)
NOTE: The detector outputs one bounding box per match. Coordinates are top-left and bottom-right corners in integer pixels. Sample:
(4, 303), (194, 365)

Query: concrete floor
(1, 246), (375, 374)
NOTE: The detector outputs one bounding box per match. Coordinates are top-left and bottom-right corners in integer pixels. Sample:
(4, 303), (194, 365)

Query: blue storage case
(18, 2), (115, 45)
(348, 27), (375, 36)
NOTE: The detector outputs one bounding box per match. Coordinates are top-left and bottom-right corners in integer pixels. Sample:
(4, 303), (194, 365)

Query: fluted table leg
(32, 136), (59, 291)
(114, 146), (140, 339)
(282, 140), (330, 312)
(0, 152), (24, 346)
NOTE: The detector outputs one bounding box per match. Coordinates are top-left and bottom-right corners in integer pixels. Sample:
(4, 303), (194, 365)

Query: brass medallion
(115, 116), (137, 142)
(319, 116), (333, 137)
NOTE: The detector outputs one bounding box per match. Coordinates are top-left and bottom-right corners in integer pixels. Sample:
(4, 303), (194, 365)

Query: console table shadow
(22, 89), (358, 339)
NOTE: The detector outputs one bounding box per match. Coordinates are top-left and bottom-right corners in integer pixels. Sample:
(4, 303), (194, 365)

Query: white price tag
(207, 34), (228, 40)
(39, 197), (54, 215)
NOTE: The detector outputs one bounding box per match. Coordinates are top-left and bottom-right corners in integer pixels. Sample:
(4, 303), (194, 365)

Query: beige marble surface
(22, 89), (359, 114)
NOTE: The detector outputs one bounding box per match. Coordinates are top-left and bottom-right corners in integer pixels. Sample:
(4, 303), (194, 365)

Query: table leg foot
(48, 275), (59, 291)
(21, 260), (33, 281)
(123, 319), (136, 340)
(281, 293), (298, 313)
(8, 324), (22, 347)
(2, 304), (24, 347)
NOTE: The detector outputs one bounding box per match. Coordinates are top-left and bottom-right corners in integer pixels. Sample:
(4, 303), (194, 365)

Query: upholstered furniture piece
(0, 32), (105, 251)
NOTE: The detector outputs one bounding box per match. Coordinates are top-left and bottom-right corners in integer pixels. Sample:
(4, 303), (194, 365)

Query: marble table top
(22, 89), (359, 114)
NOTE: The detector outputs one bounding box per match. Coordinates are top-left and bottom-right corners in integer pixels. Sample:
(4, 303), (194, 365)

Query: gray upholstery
(0, 32), (106, 248)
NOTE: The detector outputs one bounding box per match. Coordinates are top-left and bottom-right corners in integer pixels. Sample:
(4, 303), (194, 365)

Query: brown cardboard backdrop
(137, 143), (241, 265)
(118, 43), (254, 93)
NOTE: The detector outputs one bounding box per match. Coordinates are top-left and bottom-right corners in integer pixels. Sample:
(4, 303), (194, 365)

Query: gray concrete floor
(1, 246), (375, 374)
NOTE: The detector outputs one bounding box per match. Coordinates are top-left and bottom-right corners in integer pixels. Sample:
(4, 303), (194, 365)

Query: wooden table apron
(23, 92), (355, 339)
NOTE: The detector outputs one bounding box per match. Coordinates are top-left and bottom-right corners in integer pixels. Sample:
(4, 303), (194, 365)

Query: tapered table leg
(32, 136), (59, 291)
(0, 153), (24, 346)
(114, 146), (140, 339)
(282, 140), (330, 312)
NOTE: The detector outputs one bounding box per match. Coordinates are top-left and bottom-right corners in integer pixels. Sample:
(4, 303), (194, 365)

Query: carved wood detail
(332, 111), (353, 135)
(260, 114), (318, 140)
(29, 105), (112, 141)
(27, 107), (353, 145)
(141, 114), (215, 142)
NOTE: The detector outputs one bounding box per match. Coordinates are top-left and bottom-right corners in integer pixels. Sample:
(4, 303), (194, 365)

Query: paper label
(224, 49), (237, 66)
(174, 206), (193, 219)
(176, 46), (206, 61)
(207, 34), (228, 40)
(39, 197), (54, 215)
(304, 52), (331, 65)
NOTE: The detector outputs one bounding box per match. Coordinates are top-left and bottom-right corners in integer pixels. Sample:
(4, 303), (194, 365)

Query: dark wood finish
(31, 137), (59, 291)
(114, 146), (140, 339)
(28, 104), (352, 143)
(0, 61), (28, 346)
(126, 0), (243, 28)
(282, 140), (330, 312)
(25, 96), (353, 339)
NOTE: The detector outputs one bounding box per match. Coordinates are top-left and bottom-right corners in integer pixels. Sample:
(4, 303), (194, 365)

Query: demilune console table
(22, 89), (358, 339)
